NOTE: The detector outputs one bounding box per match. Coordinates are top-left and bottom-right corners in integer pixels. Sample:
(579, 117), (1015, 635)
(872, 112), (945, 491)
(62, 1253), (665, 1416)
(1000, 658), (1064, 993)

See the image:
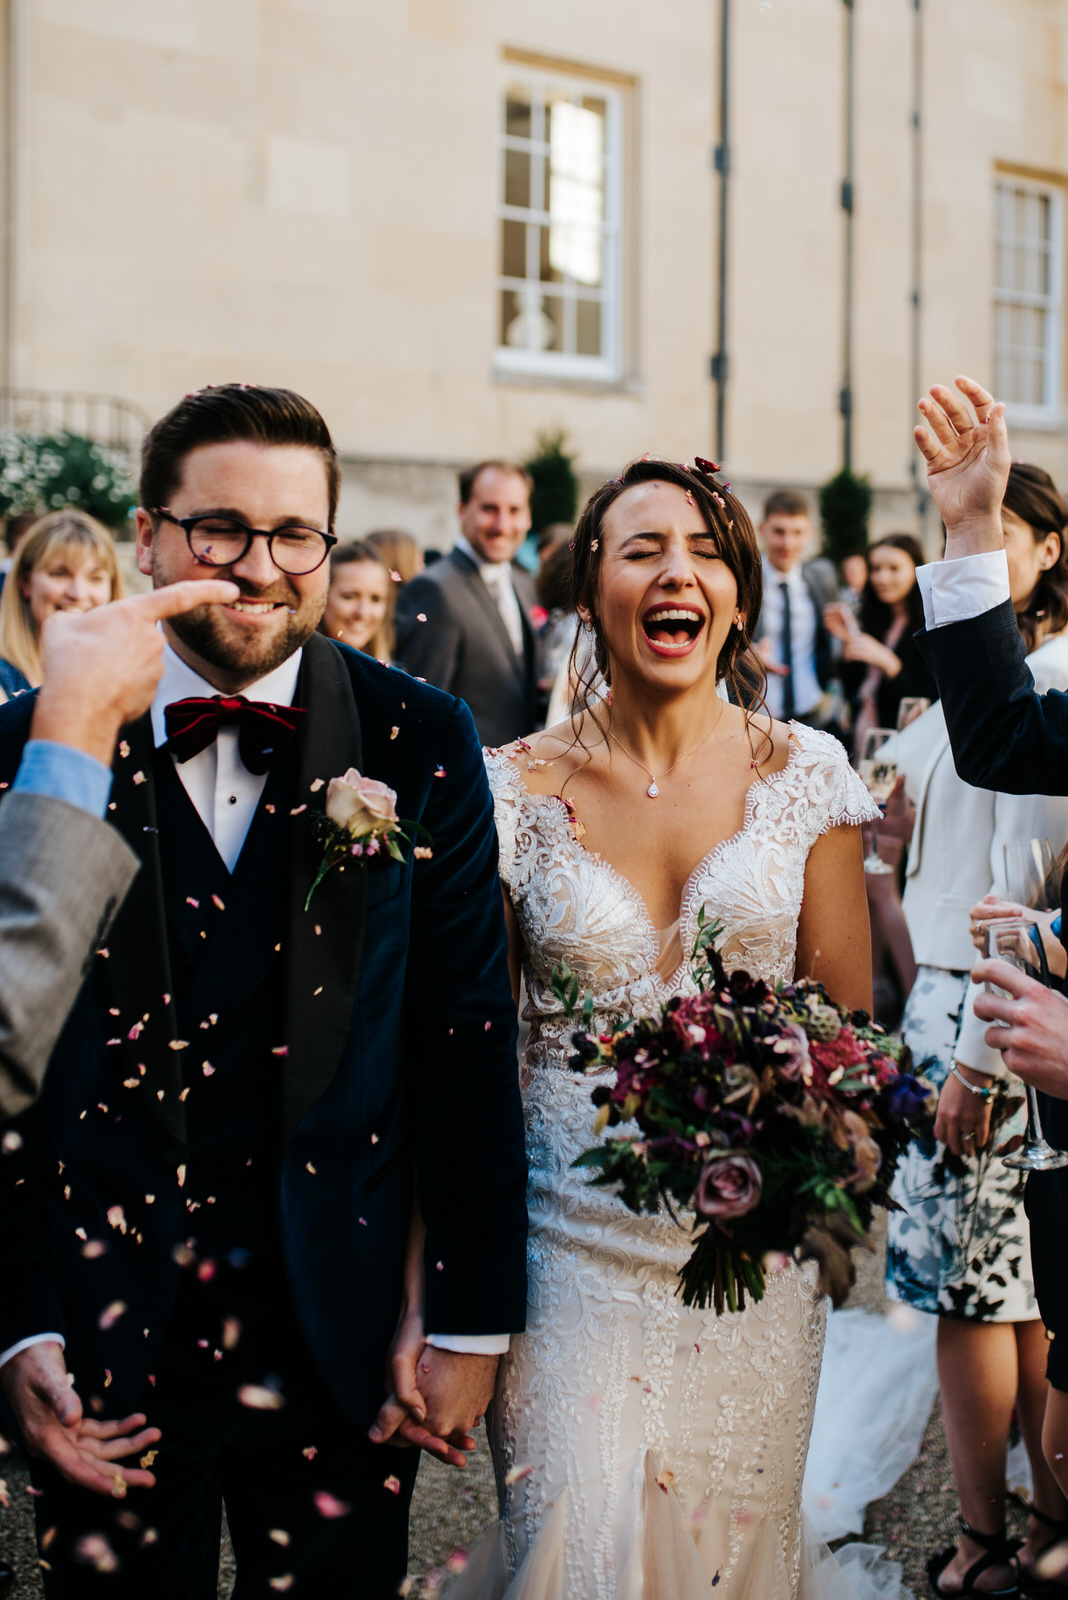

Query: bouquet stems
(678, 1226), (767, 1315)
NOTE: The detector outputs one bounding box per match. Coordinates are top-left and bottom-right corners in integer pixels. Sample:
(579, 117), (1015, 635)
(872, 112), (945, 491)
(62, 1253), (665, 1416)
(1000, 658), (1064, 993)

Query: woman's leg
(1013, 1319), (1068, 1570)
(936, 1318), (1019, 1593)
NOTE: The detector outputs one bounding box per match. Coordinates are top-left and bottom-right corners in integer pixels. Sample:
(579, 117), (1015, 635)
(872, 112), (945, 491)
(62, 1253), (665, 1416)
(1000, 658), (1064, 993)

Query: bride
(392, 459), (881, 1598)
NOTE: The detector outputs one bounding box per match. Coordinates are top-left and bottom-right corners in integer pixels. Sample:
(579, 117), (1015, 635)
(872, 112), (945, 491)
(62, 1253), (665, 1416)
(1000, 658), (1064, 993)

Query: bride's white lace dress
(461, 725), (879, 1600)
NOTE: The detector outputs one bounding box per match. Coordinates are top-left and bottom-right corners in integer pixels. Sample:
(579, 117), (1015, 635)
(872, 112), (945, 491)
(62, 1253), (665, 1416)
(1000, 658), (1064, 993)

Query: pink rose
(695, 1153), (762, 1220)
(325, 768), (399, 837)
(772, 1021), (811, 1083)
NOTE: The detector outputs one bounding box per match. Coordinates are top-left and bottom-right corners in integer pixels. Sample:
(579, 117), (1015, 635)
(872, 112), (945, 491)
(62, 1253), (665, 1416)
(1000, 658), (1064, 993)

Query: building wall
(5, 0), (1068, 551)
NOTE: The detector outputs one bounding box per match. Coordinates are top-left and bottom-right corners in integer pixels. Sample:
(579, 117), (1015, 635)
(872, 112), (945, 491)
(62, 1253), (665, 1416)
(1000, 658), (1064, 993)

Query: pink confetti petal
(313, 1491), (351, 1518)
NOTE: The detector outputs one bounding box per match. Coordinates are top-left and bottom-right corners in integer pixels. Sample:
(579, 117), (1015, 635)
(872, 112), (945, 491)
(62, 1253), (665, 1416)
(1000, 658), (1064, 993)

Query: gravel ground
(0, 1228), (1031, 1598)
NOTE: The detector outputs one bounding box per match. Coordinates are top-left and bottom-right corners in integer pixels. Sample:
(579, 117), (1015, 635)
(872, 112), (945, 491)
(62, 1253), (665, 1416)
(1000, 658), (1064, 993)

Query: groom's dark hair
(140, 384), (341, 527)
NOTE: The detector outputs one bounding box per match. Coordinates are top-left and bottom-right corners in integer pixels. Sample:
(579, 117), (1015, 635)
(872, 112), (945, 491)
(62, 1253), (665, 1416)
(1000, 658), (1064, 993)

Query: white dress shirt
(0, 640), (506, 1369)
(759, 558), (822, 719)
(456, 533), (526, 659)
(915, 549), (1011, 630)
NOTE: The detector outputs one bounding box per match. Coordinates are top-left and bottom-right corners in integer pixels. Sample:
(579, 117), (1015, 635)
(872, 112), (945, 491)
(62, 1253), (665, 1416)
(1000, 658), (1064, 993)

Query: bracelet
(949, 1061), (996, 1100)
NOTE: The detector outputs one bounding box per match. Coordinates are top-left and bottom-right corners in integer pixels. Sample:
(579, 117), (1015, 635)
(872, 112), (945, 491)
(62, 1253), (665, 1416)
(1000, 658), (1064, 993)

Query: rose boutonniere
(305, 768), (431, 910)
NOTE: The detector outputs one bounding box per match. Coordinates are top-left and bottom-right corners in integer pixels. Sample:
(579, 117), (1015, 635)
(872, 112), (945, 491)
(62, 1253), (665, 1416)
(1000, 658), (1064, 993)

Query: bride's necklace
(606, 707), (723, 798)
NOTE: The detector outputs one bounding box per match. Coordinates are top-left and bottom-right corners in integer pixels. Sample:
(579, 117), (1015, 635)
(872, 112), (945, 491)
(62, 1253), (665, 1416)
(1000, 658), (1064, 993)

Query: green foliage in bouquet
(0, 431), (134, 530)
(555, 914), (935, 1316)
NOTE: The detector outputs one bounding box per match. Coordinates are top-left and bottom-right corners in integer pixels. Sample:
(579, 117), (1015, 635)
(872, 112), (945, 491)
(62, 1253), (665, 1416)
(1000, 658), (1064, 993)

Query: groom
(0, 385), (528, 1596)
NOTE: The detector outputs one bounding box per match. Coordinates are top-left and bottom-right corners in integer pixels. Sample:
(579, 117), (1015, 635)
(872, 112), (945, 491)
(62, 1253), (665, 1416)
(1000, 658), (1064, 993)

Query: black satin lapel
(102, 717), (186, 1145)
(282, 635), (366, 1140)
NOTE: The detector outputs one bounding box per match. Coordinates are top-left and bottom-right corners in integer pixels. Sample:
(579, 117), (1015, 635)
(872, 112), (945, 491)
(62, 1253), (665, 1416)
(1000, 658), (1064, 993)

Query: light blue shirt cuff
(11, 740), (113, 819)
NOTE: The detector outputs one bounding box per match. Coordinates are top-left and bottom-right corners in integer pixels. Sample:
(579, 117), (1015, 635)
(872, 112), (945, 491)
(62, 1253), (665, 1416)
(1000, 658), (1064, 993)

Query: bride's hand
(914, 376), (1010, 557)
(368, 1308), (470, 1468)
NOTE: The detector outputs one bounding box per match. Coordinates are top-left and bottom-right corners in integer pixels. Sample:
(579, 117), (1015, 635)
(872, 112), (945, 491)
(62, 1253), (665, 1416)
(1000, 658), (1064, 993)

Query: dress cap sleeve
(483, 747), (526, 893)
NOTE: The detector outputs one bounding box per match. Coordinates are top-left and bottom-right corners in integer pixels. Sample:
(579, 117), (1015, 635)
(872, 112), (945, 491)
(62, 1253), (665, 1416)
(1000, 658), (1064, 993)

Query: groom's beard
(155, 561), (327, 684)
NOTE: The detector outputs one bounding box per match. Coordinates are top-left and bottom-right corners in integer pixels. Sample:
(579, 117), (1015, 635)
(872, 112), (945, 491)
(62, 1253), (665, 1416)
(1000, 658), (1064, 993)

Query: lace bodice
(486, 724), (877, 1067)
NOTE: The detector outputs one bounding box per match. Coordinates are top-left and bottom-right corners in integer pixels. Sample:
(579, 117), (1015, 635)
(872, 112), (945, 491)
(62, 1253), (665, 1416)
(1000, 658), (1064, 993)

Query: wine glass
(896, 697), (930, 732)
(993, 838), (1068, 1172)
(858, 727), (897, 876)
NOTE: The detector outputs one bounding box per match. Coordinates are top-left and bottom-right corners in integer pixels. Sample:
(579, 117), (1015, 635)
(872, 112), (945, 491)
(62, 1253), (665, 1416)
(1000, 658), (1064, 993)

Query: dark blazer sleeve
(917, 600), (1068, 795)
(394, 573), (463, 694)
(0, 792), (137, 1120)
(405, 698), (527, 1336)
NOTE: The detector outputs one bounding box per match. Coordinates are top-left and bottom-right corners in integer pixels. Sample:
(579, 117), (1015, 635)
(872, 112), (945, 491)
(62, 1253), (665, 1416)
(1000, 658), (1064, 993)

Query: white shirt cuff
(425, 1332), (510, 1356)
(0, 1332), (65, 1369)
(916, 550), (1011, 629)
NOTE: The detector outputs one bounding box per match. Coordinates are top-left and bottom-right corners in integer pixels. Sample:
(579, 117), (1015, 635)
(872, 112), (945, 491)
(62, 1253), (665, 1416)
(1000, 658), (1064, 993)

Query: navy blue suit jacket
(0, 634), (527, 1426)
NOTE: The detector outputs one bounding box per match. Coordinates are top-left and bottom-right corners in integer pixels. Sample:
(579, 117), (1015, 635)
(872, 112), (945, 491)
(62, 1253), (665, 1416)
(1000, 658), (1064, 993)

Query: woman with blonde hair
(317, 539), (396, 662)
(0, 510), (123, 699)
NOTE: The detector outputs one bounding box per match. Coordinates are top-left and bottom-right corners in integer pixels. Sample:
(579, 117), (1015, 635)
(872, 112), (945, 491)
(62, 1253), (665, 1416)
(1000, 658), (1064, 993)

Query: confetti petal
(383, 1475), (401, 1495)
(237, 1385), (285, 1411)
(313, 1491), (351, 1518)
(98, 1302), (127, 1330)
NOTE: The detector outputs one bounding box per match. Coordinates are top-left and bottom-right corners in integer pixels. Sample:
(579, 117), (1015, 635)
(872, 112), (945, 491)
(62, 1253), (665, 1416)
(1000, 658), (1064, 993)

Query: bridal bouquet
(557, 917), (935, 1314)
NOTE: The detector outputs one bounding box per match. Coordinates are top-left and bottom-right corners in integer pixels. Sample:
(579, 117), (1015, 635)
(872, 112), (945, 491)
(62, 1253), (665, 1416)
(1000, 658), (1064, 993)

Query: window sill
(1004, 404), (1065, 433)
(491, 364), (644, 398)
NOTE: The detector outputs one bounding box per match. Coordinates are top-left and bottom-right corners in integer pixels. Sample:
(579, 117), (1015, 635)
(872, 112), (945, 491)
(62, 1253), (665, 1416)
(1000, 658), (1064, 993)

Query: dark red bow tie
(164, 695), (307, 775)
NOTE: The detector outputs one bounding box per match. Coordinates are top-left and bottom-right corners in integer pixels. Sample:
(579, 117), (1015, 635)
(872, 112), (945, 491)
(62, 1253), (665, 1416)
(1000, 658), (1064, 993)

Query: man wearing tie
(0, 385), (527, 1597)
(752, 489), (839, 726)
(394, 461), (539, 746)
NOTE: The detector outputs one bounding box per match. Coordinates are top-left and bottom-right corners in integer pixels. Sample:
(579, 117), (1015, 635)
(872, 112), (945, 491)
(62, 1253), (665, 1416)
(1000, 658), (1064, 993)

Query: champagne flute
(996, 838), (1068, 1172)
(896, 697), (930, 731)
(858, 727), (897, 876)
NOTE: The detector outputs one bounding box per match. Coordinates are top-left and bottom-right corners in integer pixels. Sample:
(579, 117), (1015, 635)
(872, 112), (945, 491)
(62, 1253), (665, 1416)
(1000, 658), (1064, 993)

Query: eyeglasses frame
(150, 507), (338, 575)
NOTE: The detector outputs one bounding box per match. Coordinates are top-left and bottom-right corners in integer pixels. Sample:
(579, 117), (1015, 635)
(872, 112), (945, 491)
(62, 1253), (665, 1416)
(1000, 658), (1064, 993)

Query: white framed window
(994, 178), (1063, 426)
(496, 67), (623, 383)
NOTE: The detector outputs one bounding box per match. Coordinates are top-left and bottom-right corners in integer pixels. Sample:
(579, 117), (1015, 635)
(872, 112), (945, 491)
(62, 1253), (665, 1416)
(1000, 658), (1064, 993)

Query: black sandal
(1008, 1493), (1068, 1593)
(927, 1515), (1022, 1597)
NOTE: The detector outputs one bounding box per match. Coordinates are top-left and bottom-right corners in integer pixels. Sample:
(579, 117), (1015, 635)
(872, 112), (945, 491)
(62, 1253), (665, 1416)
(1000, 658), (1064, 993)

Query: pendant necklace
(607, 706), (723, 798)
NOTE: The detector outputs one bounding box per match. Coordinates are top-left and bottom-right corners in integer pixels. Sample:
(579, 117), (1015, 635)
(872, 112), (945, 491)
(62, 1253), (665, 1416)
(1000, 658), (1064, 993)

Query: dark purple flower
(695, 1153), (762, 1220)
(885, 1074), (936, 1125)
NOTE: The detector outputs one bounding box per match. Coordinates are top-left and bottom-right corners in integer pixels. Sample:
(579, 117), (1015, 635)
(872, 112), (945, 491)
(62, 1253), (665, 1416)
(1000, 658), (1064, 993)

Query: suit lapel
(103, 715), (186, 1144)
(281, 634), (366, 1140)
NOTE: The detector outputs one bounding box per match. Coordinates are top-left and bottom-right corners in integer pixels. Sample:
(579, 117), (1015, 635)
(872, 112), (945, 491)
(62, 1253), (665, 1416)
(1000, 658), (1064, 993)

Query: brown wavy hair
(567, 457), (770, 757)
(1003, 461), (1068, 653)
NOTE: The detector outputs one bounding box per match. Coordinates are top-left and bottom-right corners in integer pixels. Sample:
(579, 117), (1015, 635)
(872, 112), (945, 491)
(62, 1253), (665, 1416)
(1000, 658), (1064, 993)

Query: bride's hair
(566, 457), (771, 758)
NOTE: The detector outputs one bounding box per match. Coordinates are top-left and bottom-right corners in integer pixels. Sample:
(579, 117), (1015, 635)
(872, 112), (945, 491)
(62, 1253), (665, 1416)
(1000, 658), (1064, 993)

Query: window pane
(539, 292), (564, 352)
(505, 82), (532, 140)
(501, 287), (557, 351)
(504, 147), (531, 210)
(538, 223), (565, 284)
(575, 297), (602, 357)
(501, 218), (527, 280)
(546, 100), (605, 285)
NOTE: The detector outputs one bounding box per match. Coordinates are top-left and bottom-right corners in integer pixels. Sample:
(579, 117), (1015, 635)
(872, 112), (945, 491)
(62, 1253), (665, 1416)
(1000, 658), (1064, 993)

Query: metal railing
(0, 388), (151, 458)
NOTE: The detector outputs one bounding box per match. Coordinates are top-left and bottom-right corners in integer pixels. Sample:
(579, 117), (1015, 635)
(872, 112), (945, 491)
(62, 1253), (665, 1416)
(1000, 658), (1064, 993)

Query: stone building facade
(0, 0), (1065, 550)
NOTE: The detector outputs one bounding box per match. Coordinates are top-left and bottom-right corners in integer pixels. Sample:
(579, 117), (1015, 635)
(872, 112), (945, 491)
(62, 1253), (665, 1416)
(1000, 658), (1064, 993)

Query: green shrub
(818, 468), (872, 565)
(0, 430), (134, 530)
(525, 429), (578, 532)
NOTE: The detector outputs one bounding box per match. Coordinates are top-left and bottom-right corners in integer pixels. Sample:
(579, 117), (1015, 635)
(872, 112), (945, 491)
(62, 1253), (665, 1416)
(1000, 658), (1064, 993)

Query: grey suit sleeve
(395, 576), (462, 692)
(0, 793), (138, 1120)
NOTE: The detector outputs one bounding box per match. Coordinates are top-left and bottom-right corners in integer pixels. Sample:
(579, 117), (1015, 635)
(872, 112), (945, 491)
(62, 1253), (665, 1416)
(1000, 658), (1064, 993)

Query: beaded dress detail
(459, 726), (878, 1600)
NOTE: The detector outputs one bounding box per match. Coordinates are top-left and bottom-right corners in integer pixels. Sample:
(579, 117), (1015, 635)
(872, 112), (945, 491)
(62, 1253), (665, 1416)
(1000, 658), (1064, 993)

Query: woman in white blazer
(886, 463), (1068, 1596)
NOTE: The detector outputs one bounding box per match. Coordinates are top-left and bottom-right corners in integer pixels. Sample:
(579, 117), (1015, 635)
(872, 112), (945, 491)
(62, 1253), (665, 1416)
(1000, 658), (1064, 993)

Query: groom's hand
(0, 1341), (161, 1495)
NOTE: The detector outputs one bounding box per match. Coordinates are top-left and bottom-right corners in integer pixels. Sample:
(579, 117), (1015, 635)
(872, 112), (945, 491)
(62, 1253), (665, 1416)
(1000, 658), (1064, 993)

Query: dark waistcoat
(151, 744), (294, 1259)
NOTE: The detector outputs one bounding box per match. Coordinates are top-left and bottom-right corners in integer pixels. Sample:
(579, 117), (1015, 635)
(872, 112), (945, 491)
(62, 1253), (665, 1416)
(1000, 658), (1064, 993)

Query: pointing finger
(131, 580), (241, 622)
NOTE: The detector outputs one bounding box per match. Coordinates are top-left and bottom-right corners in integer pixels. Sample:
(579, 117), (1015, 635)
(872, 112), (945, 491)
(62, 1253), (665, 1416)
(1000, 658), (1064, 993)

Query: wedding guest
(839, 550), (868, 613)
(394, 460), (539, 746)
(364, 528), (424, 588)
(826, 533), (936, 750)
(0, 510), (122, 700)
(885, 461), (1068, 1597)
(752, 489), (839, 728)
(318, 539), (395, 660)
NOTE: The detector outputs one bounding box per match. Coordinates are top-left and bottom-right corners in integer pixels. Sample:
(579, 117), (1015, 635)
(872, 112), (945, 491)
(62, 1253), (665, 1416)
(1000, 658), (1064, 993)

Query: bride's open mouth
(641, 605), (706, 656)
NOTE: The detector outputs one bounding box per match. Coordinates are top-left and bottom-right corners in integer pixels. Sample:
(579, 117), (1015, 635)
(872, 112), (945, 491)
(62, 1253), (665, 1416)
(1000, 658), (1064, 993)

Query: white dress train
(456, 727), (886, 1600)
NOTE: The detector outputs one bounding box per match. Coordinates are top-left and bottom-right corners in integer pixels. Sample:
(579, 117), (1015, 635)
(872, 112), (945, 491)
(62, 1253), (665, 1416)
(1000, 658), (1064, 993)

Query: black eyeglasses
(152, 509), (337, 576)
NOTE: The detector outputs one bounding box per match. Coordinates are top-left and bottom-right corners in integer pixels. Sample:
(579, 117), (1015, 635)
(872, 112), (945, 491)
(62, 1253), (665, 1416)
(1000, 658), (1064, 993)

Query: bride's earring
(735, 614), (744, 630)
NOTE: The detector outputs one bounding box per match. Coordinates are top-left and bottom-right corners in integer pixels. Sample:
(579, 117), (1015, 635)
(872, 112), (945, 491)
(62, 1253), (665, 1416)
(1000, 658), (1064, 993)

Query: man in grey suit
(0, 578), (238, 1122)
(395, 460), (539, 746)
(752, 489), (839, 727)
